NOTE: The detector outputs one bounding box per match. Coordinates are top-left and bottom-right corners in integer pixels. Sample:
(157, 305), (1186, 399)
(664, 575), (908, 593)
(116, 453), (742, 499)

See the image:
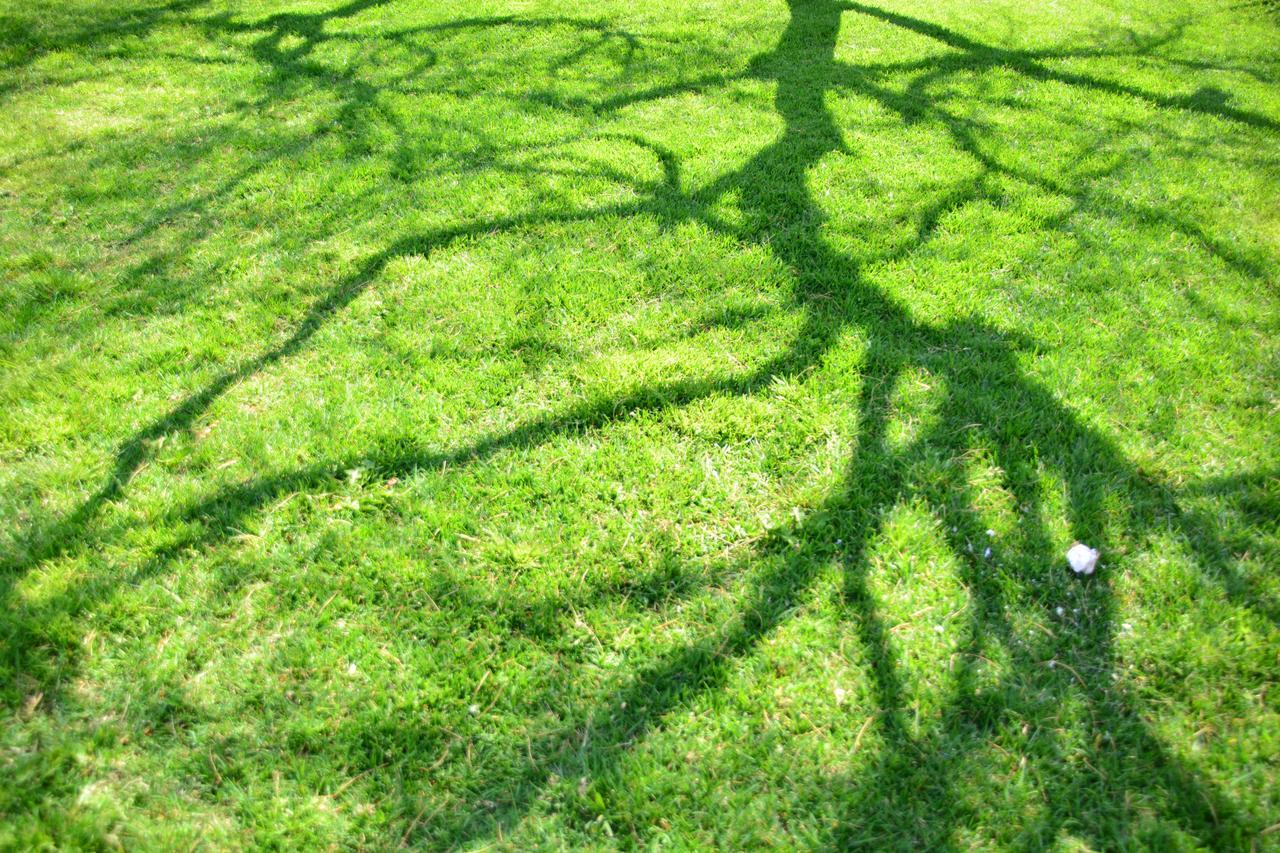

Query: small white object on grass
(1066, 543), (1099, 575)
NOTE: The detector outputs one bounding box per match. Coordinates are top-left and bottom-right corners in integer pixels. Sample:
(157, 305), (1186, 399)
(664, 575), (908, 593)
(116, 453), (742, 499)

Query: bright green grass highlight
(1, 0), (1278, 847)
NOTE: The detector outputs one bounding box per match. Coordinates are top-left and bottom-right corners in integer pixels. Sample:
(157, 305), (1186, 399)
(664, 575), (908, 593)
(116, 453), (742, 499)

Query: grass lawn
(2, 0), (1279, 846)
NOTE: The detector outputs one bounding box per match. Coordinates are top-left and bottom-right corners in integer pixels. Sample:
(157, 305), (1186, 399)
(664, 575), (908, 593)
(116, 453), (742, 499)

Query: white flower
(1055, 606), (1065, 617)
(1066, 543), (1099, 575)
(986, 529), (995, 537)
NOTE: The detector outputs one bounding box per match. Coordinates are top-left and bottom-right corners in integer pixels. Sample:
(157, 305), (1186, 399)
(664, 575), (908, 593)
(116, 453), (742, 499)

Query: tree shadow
(2, 0), (1276, 846)
(0, 0), (209, 72)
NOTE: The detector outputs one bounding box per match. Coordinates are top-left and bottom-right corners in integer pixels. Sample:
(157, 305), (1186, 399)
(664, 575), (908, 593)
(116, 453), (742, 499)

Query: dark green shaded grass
(1, 0), (1278, 847)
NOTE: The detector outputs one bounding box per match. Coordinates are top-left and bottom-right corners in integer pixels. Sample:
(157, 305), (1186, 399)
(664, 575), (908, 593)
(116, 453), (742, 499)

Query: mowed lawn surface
(1, 0), (1278, 846)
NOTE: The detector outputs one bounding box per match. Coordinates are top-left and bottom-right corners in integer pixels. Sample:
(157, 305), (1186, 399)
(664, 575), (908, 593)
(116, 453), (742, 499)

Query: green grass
(1, 0), (1278, 846)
